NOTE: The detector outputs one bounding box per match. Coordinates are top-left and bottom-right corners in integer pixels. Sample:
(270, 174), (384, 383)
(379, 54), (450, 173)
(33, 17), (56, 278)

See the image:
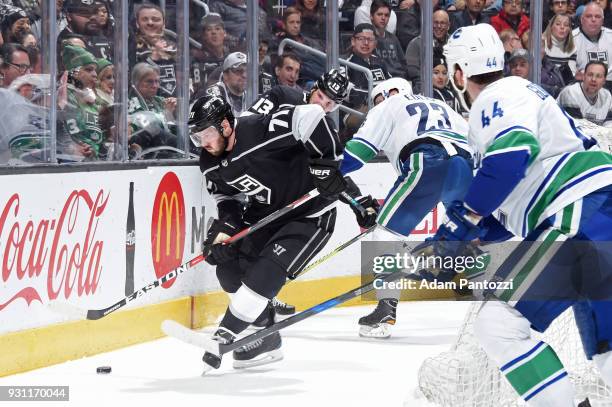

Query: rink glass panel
(0, 0), (549, 167)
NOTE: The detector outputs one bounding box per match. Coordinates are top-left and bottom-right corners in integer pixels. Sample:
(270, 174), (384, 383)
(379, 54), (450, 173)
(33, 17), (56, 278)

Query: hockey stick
(50, 188), (322, 321)
(298, 226), (376, 277)
(162, 268), (407, 369)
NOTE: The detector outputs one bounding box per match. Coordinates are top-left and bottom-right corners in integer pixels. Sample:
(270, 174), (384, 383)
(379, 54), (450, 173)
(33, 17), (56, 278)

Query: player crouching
(191, 92), (378, 370)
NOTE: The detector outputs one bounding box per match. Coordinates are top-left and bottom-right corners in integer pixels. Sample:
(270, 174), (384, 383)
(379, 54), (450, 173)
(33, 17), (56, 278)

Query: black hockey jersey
(200, 104), (342, 225)
(245, 85), (308, 116)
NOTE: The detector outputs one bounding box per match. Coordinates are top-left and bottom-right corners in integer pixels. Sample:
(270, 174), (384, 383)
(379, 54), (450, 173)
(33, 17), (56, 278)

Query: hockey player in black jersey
(245, 68), (350, 116)
(190, 94), (378, 369)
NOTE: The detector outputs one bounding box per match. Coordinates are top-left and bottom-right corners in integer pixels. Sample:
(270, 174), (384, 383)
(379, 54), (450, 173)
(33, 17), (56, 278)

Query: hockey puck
(96, 366), (112, 374)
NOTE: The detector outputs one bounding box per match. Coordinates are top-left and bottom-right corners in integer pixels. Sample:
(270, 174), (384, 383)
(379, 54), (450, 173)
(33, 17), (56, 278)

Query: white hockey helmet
(370, 77), (413, 106)
(444, 24), (505, 93)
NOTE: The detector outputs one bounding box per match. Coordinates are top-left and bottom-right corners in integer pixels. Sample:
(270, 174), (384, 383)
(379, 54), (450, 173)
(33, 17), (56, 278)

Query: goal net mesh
(418, 119), (612, 407)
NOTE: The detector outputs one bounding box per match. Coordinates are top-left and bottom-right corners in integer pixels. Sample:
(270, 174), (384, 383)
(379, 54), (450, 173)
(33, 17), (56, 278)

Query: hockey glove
(432, 200), (484, 258)
(344, 195), (380, 228)
(309, 158), (347, 197)
(203, 219), (240, 266)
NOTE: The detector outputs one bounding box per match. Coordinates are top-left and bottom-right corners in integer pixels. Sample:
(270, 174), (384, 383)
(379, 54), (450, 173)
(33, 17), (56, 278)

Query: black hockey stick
(162, 268), (407, 369)
(50, 188), (323, 320)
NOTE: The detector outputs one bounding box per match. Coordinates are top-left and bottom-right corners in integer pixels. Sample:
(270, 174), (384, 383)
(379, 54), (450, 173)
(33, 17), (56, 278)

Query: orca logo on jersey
(227, 174), (272, 204)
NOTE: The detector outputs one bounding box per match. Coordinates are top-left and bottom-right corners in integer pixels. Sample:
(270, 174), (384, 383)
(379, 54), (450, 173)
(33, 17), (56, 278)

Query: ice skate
(233, 331), (283, 369)
(358, 299), (397, 339)
(272, 297), (296, 315)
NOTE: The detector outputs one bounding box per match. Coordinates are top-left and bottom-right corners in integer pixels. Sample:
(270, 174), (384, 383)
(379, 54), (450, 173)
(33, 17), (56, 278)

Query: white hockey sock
(474, 301), (575, 406)
(228, 283), (270, 323)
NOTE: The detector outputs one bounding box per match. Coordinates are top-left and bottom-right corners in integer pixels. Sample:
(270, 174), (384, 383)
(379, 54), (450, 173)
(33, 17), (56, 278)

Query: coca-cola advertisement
(0, 167), (214, 334)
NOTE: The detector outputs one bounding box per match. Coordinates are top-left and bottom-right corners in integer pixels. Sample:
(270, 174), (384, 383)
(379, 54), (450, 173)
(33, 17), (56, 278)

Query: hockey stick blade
(161, 320), (221, 355)
(161, 270), (406, 369)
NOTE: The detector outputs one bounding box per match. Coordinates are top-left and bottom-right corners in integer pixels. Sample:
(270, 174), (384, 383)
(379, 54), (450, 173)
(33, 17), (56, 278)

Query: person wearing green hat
(95, 58), (113, 106)
(57, 44), (106, 161)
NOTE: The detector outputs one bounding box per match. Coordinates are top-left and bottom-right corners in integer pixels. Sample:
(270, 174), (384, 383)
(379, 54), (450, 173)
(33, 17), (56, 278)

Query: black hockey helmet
(312, 68), (350, 102)
(189, 95), (235, 135)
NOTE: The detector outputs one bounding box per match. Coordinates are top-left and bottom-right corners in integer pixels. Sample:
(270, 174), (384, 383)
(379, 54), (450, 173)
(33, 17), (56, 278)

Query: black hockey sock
(220, 309), (251, 334)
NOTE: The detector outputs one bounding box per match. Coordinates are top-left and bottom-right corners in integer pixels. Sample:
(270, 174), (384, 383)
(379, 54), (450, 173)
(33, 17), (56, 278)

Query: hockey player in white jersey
(340, 77), (474, 338)
(422, 23), (612, 406)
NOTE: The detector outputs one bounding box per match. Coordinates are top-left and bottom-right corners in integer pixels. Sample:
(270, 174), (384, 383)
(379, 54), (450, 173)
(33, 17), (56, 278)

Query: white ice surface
(1, 301), (471, 407)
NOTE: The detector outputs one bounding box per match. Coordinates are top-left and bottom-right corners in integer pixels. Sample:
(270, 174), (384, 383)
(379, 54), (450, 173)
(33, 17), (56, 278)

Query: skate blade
(359, 323), (391, 339)
(232, 349), (283, 369)
(201, 363), (214, 376)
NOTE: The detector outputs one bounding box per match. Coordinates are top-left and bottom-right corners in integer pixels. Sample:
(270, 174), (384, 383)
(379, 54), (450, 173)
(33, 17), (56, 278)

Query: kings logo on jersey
(227, 174), (272, 204)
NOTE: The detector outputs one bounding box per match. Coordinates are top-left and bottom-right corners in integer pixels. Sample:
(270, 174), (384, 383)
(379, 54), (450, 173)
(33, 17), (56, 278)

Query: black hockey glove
(339, 177), (379, 228)
(203, 219), (240, 266)
(309, 158), (347, 197)
(350, 195), (380, 228)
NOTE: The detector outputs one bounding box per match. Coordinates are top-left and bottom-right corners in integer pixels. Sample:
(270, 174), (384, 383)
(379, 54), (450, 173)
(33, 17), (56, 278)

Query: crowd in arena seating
(0, 0), (610, 164)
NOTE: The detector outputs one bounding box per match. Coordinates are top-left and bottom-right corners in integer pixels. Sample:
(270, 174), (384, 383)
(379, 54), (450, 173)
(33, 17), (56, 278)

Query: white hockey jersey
(573, 27), (612, 81)
(343, 93), (471, 175)
(467, 76), (612, 237)
(557, 82), (612, 127)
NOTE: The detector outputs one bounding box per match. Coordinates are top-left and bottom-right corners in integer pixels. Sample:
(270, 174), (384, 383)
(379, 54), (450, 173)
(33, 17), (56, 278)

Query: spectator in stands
(541, 14), (576, 93)
(491, 0), (530, 46)
(0, 42), (31, 88)
(274, 53), (302, 90)
(1, 6), (31, 44)
(395, 0), (440, 50)
(296, 0), (325, 41)
(23, 35), (40, 73)
(201, 52), (247, 117)
(543, 13), (577, 82)
(57, 45), (105, 160)
(354, 0), (398, 34)
(133, 3), (178, 97)
(190, 13), (229, 94)
(508, 47), (530, 79)
(270, 7), (325, 83)
(544, 0), (571, 28)
(370, 0), (406, 78)
(573, 2), (612, 90)
(432, 50), (465, 114)
(20, 31), (35, 48)
(61, 32), (87, 49)
(499, 28), (522, 75)
(449, 0), (491, 34)
(270, 7), (324, 53)
(259, 39), (273, 76)
(343, 23), (390, 135)
(209, 0), (270, 51)
(128, 62), (177, 120)
(32, 0), (68, 42)
(557, 60), (612, 126)
(59, 0), (112, 60)
(405, 9), (449, 93)
(95, 57), (113, 106)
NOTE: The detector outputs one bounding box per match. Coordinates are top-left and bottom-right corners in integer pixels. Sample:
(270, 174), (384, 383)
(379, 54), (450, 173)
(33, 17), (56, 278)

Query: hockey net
(418, 303), (611, 406)
(417, 120), (612, 407)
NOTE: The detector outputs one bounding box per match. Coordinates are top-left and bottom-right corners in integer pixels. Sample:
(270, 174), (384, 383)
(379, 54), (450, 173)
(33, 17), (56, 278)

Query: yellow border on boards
(0, 275), (454, 377)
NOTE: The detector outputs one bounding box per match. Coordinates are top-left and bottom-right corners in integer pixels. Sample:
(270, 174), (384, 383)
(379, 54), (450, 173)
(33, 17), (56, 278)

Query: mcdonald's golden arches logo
(151, 172), (186, 288)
